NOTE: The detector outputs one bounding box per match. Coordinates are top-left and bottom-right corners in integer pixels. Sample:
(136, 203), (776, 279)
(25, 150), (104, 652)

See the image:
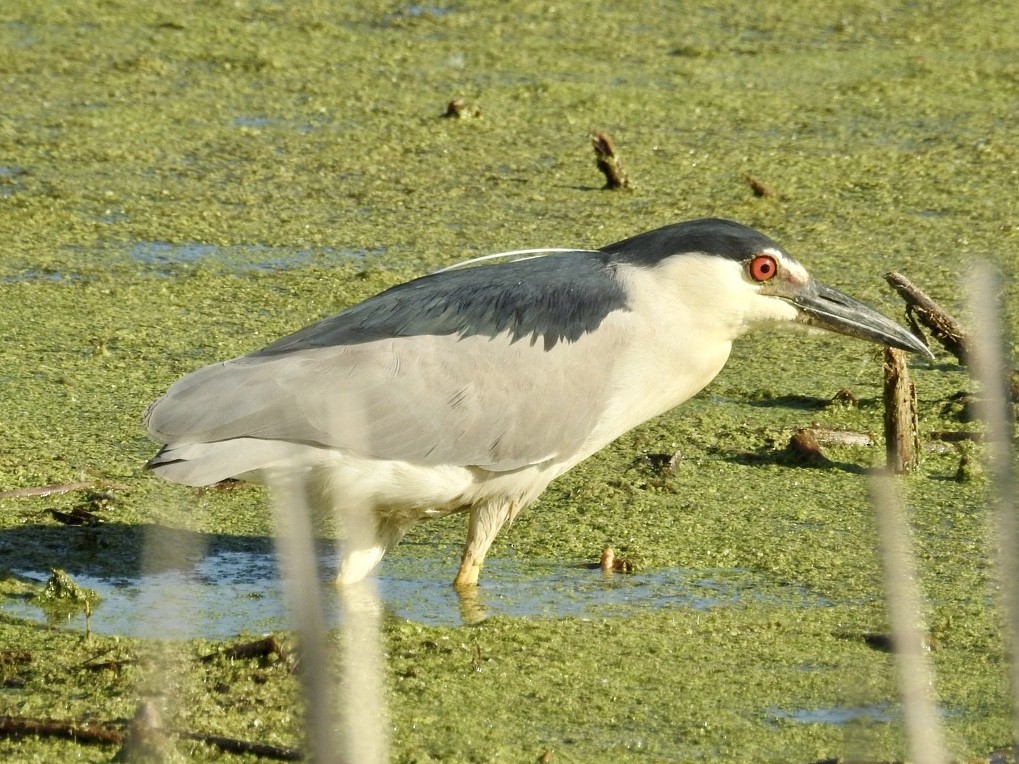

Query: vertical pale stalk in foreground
(269, 473), (341, 763)
(870, 472), (948, 764)
(129, 522), (209, 755)
(340, 576), (388, 764)
(967, 265), (1019, 746)
(138, 527), (205, 640)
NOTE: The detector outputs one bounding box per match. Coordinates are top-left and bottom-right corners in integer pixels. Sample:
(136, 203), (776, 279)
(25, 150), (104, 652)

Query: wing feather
(146, 251), (631, 474)
(146, 331), (619, 471)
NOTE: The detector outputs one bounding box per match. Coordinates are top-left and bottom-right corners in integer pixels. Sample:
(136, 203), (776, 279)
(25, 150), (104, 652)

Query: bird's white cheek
(732, 291), (800, 334)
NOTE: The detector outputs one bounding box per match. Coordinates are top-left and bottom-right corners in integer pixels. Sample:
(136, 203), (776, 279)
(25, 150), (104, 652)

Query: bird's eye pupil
(749, 255), (778, 282)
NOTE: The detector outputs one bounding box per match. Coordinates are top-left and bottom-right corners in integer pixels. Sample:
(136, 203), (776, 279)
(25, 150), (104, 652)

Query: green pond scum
(34, 569), (100, 632)
(1, 0), (1018, 761)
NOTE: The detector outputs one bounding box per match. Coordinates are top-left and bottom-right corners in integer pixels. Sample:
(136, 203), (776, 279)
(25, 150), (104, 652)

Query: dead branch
(0, 480), (128, 500)
(0, 714), (123, 745)
(0, 712), (304, 760)
(885, 272), (968, 363)
(176, 730), (303, 760)
(886, 271), (1019, 400)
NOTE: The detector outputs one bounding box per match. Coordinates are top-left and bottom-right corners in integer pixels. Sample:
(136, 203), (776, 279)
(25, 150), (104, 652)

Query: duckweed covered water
(1, 0), (1018, 761)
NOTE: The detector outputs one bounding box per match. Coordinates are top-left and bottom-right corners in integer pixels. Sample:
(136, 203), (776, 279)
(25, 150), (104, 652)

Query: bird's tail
(146, 438), (318, 487)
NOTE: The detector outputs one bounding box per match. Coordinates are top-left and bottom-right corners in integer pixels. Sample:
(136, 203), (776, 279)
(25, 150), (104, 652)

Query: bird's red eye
(749, 254), (778, 282)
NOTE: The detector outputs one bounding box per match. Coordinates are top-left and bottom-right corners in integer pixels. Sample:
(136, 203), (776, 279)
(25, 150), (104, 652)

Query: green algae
(34, 569), (100, 628)
(1, 0), (1019, 761)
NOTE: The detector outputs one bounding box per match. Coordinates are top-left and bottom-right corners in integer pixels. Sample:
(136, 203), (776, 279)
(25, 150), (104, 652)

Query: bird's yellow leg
(453, 551), (483, 589)
(453, 502), (515, 589)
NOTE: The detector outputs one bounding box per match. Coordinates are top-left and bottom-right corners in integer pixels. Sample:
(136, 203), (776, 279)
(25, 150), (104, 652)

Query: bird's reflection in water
(456, 584), (489, 625)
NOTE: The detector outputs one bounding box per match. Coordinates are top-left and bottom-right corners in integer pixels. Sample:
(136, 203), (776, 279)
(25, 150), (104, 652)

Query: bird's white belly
(268, 447), (562, 527)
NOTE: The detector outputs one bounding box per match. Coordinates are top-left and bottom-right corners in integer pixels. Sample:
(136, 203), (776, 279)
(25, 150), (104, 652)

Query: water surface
(4, 549), (812, 639)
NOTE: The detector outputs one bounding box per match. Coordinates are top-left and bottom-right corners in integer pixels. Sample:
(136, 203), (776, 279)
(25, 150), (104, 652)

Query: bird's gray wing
(146, 251), (632, 471)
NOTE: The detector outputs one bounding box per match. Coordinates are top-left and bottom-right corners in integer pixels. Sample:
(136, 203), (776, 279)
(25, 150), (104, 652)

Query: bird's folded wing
(145, 328), (619, 472)
(147, 250), (634, 474)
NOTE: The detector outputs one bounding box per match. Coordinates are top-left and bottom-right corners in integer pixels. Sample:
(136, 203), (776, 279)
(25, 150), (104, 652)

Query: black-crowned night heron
(146, 218), (930, 588)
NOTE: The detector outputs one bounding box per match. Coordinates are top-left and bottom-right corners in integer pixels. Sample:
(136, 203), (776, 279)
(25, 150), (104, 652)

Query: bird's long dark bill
(790, 280), (933, 358)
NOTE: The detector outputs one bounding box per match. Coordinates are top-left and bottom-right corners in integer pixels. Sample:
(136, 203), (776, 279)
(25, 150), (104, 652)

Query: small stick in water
(590, 131), (631, 190)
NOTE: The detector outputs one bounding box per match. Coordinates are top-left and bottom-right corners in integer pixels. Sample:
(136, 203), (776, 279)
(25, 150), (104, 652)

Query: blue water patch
(0, 269), (81, 284)
(767, 703), (897, 725)
(0, 241), (384, 282)
(1, 549), (816, 640)
(0, 165), (27, 197)
(399, 5), (454, 18)
(126, 241), (375, 273)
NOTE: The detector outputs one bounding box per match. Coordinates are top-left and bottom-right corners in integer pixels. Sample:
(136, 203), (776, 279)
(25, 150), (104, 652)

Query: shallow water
(4, 551), (817, 639)
(768, 704), (897, 726)
(125, 241), (375, 274)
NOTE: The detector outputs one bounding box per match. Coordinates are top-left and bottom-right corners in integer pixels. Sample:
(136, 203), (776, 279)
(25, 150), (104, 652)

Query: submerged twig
(0, 712), (305, 761)
(928, 430), (984, 443)
(200, 635), (289, 664)
(49, 507), (103, 526)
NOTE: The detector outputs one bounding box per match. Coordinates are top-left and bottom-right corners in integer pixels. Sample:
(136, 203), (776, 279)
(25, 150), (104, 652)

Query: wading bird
(146, 218), (930, 588)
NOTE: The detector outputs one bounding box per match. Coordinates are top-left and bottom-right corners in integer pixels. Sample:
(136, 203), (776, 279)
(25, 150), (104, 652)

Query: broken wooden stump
(590, 130), (631, 190)
(884, 347), (921, 474)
